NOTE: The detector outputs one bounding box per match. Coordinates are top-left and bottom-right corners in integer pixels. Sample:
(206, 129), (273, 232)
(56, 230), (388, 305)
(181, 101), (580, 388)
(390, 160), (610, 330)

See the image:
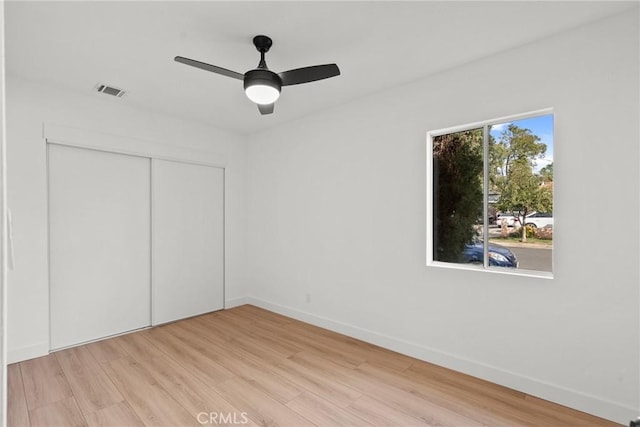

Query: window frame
(426, 108), (554, 279)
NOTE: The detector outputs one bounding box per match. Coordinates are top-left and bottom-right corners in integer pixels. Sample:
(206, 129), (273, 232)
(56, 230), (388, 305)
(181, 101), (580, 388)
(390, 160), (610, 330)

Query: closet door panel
(49, 144), (151, 350)
(152, 159), (224, 325)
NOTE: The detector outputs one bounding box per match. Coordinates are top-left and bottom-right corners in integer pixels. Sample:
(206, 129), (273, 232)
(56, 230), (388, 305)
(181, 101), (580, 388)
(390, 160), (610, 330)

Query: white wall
(245, 11), (639, 424)
(0, 1), (7, 424)
(6, 76), (248, 362)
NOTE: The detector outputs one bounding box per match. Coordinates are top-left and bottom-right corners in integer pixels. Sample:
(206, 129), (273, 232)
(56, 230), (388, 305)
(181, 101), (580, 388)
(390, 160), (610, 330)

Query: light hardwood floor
(8, 304), (620, 426)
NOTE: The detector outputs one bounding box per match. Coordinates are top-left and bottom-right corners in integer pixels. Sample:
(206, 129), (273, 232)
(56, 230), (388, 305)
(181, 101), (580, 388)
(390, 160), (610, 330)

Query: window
(427, 110), (554, 277)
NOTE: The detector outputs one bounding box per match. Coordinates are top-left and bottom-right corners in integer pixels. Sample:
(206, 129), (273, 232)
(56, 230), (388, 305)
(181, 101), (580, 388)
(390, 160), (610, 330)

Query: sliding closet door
(152, 159), (224, 325)
(49, 144), (151, 350)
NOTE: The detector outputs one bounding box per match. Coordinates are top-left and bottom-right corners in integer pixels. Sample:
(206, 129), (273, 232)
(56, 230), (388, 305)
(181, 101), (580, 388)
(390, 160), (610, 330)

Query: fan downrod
(253, 35), (273, 53)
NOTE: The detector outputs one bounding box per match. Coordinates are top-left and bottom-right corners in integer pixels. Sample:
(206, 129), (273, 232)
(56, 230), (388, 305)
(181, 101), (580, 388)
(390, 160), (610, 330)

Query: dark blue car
(462, 239), (518, 268)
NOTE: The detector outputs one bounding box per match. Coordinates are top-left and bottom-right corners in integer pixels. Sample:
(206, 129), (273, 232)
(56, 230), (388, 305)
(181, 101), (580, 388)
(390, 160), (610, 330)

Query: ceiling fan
(175, 35), (341, 115)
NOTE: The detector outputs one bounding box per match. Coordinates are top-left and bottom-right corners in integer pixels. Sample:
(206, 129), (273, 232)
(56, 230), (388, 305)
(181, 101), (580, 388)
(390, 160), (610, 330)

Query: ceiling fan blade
(174, 56), (244, 80)
(258, 103), (275, 115)
(279, 64), (340, 86)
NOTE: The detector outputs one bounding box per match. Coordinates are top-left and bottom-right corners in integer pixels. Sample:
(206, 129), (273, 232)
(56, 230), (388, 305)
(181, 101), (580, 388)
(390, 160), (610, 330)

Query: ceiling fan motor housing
(244, 69), (282, 93)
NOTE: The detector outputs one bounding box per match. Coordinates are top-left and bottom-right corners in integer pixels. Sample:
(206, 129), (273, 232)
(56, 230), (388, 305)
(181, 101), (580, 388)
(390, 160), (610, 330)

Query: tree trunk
(501, 219), (509, 237)
(519, 211), (528, 242)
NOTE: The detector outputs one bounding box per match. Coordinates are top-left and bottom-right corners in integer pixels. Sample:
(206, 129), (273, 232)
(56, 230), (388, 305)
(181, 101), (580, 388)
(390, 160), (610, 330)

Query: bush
(509, 225), (535, 239)
(508, 225), (553, 240)
(534, 226), (553, 240)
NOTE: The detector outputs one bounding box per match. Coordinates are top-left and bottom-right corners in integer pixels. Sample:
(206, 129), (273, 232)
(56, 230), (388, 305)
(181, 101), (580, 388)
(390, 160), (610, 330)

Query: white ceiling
(5, 1), (635, 135)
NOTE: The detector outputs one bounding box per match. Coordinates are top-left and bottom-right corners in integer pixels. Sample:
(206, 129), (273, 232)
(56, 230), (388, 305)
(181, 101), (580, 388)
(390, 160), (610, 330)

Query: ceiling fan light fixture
(244, 69), (282, 105)
(245, 84), (280, 105)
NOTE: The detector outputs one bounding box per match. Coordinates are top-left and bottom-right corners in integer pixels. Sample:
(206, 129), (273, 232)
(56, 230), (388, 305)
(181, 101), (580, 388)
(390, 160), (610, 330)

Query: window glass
(429, 112), (553, 276)
(432, 128), (484, 265)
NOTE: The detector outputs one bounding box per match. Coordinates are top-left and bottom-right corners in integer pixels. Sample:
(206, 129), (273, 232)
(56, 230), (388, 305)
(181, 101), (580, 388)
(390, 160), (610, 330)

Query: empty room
(1, 1), (639, 426)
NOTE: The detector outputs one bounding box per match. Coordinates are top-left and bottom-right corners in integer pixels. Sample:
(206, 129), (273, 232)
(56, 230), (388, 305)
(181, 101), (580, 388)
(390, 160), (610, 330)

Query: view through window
(428, 112), (554, 275)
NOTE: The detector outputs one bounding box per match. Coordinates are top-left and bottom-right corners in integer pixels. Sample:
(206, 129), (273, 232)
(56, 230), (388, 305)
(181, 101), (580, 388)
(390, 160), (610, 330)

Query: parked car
(523, 212), (553, 228)
(496, 212), (520, 227)
(475, 213), (497, 225)
(461, 238), (518, 268)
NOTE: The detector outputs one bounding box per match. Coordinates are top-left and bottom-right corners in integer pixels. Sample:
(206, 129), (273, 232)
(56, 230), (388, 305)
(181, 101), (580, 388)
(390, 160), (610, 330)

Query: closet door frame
(45, 126), (226, 350)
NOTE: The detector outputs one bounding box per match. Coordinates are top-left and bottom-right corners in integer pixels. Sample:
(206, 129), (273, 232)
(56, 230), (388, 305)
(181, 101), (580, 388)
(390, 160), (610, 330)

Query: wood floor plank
(523, 394), (617, 427)
(190, 388), (262, 427)
(142, 325), (236, 385)
(216, 306), (294, 332)
(256, 323), (367, 369)
(166, 321), (304, 404)
(407, 359), (528, 401)
(28, 397), (86, 427)
(286, 390), (374, 426)
(112, 330), (162, 362)
(231, 333), (301, 364)
(55, 346), (124, 415)
(21, 355), (74, 410)
(357, 361), (524, 427)
(260, 353), (363, 409)
(85, 338), (128, 364)
(291, 351), (487, 427)
(187, 314), (238, 343)
(7, 363), (31, 427)
(108, 350), (258, 426)
(211, 377), (315, 427)
(84, 401), (144, 427)
(241, 325), (307, 358)
(276, 317), (414, 371)
(404, 360), (589, 426)
(140, 355), (239, 417)
(197, 313), (306, 361)
(346, 395), (430, 426)
(217, 311), (362, 366)
(101, 356), (198, 426)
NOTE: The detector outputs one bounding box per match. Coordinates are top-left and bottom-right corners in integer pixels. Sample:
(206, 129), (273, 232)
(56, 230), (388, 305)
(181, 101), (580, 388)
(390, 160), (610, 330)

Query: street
(508, 245), (552, 272)
(487, 225), (552, 272)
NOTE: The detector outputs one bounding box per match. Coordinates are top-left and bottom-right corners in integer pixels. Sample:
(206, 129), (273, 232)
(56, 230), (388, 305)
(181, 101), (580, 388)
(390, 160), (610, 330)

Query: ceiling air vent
(95, 84), (126, 98)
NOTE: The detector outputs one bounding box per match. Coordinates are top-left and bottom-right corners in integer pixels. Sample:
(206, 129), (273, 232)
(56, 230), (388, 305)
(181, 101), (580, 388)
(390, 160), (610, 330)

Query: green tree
(433, 129), (483, 261)
(493, 125), (553, 242)
(490, 124), (547, 180)
(539, 162), (553, 182)
(488, 133), (507, 194)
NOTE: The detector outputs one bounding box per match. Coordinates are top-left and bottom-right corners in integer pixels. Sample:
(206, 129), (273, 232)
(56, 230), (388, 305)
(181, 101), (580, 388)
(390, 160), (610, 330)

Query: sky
(489, 114), (554, 173)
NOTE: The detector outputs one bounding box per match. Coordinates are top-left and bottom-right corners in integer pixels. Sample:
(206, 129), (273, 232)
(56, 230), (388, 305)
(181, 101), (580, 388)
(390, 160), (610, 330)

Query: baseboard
(8, 342), (49, 364)
(225, 296), (253, 309)
(238, 296), (637, 425)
